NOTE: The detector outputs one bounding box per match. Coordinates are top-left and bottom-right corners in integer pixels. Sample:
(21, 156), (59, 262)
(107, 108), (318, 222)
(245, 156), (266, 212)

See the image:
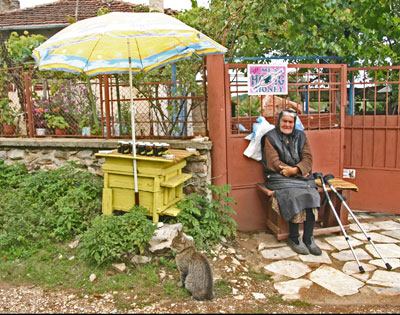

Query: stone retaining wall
(0, 138), (212, 195)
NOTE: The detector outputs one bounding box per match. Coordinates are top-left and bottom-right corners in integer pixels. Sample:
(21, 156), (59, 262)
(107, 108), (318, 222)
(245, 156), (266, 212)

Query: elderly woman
(261, 109), (322, 255)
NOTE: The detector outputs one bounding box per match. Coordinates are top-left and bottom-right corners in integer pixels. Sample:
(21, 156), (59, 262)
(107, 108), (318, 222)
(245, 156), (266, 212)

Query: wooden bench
(256, 178), (358, 240)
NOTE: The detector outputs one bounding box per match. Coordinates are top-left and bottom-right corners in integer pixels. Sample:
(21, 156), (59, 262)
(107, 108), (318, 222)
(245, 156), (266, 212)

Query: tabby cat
(170, 231), (215, 301)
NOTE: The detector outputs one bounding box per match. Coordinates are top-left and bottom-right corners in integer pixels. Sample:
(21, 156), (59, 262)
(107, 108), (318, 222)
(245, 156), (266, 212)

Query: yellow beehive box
(95, 149), (195, 222)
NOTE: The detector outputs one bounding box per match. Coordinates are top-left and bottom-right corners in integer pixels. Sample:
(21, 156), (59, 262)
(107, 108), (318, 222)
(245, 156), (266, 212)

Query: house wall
(0, 0), (19, 11)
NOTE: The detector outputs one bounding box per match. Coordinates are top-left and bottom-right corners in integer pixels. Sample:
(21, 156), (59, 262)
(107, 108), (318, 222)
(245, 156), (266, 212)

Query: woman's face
(279, 114), (295, 135)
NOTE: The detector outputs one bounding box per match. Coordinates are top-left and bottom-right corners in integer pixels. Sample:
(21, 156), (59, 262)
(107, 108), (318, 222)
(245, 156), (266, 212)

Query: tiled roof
(0, 0), (177, 30)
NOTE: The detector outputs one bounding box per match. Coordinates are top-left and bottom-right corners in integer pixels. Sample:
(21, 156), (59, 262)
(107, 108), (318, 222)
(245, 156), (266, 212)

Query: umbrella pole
(128, 39), (139, 205)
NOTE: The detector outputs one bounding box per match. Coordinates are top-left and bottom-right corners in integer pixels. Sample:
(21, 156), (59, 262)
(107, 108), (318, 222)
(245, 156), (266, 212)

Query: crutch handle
(323, 174), (347, 202)
(313, 172), (323, 180)
(323, 174), (335, 182)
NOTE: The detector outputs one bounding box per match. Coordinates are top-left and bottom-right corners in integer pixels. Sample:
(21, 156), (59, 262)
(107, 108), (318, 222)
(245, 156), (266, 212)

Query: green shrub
(175, 184), (237, 251)
(0, 162), (102, 258)
(0, 160), (27, 189)
(78, 206), (157, 266)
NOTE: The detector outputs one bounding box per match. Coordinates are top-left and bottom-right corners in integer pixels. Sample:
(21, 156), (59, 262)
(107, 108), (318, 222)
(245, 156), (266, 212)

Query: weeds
(0, 162), (102, 259)
(78, 206), (156, 266)
(174, 183), (238, 251)
(0, 161), (241, 310)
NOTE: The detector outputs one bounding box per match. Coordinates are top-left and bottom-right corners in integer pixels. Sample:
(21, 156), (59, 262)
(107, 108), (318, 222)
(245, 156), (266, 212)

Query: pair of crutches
(313, 172), (392, 273)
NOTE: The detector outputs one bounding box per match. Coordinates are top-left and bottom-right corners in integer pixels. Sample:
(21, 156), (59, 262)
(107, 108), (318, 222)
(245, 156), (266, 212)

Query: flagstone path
(252, 211), (400, 301)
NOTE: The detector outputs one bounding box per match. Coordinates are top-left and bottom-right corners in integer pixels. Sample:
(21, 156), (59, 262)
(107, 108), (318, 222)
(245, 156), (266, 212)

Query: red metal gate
(344, 66), (400, 213)
(206, 55), (399, 231)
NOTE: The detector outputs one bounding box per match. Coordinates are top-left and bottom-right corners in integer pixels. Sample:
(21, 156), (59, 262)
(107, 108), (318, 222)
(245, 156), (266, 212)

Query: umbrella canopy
(32, 12), (227, 76)
(32, 12), (227, 201)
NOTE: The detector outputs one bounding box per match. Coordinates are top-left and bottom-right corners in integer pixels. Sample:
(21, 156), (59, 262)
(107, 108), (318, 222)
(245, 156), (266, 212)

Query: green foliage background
(178, 0), (400, 66)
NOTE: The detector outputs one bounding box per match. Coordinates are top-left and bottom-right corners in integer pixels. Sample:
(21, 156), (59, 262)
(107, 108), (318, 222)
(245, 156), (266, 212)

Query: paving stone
(260, 247), (297, 260)
(342, 261), (377, 275)
(365, 243), (400, 258)
(351, 272), (371, 282)
(264, 260), (311, 279)
(369, 212), (397, 218)
(372, 220), (400, 231)
(367, 270), (400, 288)
(331, 248), (372, 261)
(366, 286), (400, 296)
(257, 234), (286, 250)
(368, 259), (400, 270)
(324, 235), (364, 251)
(299, 251), (332, 264)
(315, 239), (334, 251)
(254, 232), (283, 245)
(351, 232), (399, 243)
(309, 265), (364, 296)
(351, 211), (374, 219)
(274, 279), (313, 300)
(350, 222), (380, 233)
(381, 230), (400, 240)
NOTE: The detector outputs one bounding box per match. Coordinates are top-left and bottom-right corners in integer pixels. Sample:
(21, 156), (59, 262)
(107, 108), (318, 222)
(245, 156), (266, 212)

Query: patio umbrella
(32, 12), (227, 203)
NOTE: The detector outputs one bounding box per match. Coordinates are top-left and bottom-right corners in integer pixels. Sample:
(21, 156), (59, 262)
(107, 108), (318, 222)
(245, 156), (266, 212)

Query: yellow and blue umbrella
(32, 12), (227, 76)
(32, 12), (227, 201)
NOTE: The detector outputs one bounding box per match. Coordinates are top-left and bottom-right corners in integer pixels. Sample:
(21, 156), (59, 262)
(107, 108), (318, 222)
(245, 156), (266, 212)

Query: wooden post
(24, 72), (34, 137)
(206, 54), (228, 186)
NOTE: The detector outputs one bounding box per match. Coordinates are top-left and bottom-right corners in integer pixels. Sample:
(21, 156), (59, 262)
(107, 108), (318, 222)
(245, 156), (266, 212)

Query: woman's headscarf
(275, 109), (302, 165)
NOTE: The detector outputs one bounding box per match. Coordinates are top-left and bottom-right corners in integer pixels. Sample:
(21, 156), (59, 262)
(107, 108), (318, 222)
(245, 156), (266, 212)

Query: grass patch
(162, 281), (190, 298)
(248, 269), (272, 282)
(268, 294), (312, 308)
(268, 294), (286, 304)
(289, 299), (312, 307)
(214, 279), (231, 298)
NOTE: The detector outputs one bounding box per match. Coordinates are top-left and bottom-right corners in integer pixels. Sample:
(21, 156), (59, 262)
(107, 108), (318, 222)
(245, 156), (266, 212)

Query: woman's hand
(279, 165), (299, 177)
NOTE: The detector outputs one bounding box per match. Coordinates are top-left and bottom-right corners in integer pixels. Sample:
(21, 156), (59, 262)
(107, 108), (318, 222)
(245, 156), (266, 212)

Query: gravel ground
(1, 231), (399, 314)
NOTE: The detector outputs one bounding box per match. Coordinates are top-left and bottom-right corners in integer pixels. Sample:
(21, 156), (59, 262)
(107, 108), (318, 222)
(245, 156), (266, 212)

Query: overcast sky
(19, 0), (209, 10)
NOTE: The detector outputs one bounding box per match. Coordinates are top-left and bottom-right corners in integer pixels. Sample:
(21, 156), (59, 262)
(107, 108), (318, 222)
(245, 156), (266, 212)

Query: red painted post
(206, 54), (228, 186)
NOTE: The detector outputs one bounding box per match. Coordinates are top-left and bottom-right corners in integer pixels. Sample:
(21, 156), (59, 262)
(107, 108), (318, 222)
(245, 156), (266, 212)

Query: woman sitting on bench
(261, 109), (322, 255)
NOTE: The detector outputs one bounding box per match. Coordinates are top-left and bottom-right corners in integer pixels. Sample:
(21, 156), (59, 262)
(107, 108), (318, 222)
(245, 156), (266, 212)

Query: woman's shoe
(304, 236), (322, 256)
(287, 237), (310, 255)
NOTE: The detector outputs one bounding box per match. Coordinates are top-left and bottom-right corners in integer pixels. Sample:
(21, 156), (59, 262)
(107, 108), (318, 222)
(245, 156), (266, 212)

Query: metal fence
(229, 63), (345, 135)
(0, 58), (207, 138)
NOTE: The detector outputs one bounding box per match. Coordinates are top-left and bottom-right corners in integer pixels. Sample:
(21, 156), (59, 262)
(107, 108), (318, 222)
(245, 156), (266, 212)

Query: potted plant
(79, 115), (91, 136)
(45, 114), (70, 135)
(0, 98), (19, 135)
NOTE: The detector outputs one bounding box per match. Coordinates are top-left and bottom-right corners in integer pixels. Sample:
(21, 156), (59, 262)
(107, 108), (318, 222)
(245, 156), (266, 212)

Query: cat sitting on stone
(170, 231), (215, 301)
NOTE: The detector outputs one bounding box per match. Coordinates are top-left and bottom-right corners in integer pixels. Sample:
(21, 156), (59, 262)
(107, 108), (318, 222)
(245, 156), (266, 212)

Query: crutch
(313, 172), (366, 273)
(323, 174), (392, 271)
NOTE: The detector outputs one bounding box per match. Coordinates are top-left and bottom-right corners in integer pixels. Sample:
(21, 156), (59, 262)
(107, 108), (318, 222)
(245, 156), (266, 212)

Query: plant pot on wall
(3, 124), (16, 135)
(55, 127), (66, 136)
(36, 128), (46, 136)
(81, 126), (91, 136)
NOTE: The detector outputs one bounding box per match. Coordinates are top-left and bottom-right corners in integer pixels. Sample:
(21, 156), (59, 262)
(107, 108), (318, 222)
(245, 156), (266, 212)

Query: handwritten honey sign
(247, 64), (288, 95)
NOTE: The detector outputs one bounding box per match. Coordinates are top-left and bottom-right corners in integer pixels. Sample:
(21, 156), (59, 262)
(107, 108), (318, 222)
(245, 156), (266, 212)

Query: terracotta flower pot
(55, 127), (66, 135)
(3, 124), (16, 135)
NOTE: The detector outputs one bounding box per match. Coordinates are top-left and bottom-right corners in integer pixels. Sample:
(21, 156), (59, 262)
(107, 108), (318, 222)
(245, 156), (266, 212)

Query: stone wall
(0, 138), (212, 195)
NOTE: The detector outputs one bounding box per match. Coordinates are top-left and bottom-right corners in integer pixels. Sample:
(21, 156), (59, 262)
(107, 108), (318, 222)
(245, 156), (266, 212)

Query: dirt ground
(0, 231), (399, 314)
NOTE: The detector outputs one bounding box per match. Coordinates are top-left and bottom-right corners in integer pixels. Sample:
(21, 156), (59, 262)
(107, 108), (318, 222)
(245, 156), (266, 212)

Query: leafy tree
(177, 0), (400, 66)
(3, 31), (46, 67)
(0, 31), (47, 113)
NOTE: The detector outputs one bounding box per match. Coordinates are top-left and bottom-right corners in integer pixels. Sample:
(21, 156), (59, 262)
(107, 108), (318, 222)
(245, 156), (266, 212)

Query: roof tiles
(0, 0), (176, 29)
